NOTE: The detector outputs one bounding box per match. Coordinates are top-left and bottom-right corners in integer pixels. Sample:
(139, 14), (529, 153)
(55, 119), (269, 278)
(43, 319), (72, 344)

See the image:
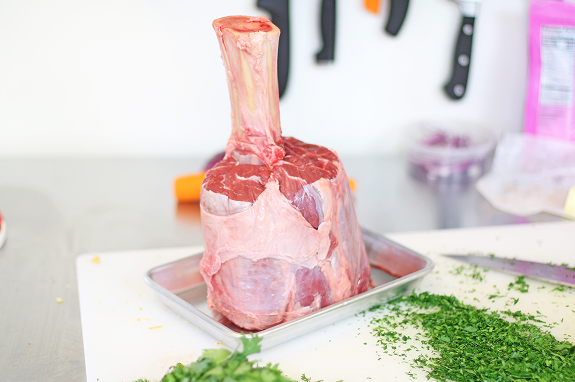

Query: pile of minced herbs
(369, 292), (575, 382)
(133, 291), (574, 382)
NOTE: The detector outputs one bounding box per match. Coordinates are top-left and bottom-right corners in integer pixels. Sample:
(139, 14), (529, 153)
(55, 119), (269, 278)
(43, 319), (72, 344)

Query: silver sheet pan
(144, 228), (434, 350)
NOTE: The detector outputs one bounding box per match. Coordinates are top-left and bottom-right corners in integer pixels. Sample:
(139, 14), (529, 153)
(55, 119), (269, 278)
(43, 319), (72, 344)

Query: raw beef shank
(200, 16), (370, 330)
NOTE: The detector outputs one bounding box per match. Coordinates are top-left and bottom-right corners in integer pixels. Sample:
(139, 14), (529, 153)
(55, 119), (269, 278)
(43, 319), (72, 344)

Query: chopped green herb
(300, 374), (324, 382)
(507, 297), (519, 306)
(508, 276), (529, 293)
(133, 337), (303, 382)
(470, 270), (484, 281)
(370, 292), (575, 382)
(450, 265), (465, 275)
(449, 264), (486, 282)
(369, 304), (381, 312)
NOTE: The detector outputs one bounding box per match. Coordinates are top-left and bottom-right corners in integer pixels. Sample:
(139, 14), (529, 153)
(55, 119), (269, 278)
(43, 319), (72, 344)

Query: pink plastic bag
(525, 0), (575, 142)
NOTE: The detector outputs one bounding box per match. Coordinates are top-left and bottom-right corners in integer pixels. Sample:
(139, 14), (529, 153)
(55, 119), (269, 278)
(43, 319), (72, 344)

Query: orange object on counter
(174, 172), (206, 203)
(348, 177), (357, 192)
(174, 173), (357, 203)
(364, 0), (380, 13)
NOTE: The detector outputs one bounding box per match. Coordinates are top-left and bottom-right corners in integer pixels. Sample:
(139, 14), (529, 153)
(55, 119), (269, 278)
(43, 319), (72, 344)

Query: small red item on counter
(0, 211), (6, 249)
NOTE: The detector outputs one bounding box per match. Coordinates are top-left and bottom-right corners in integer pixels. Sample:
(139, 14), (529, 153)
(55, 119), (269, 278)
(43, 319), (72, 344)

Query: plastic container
(405, 122), (497, 183)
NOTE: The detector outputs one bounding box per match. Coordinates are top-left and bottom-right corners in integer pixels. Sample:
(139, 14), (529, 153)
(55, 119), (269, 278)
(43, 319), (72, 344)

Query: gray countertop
(0, 156), (563, 381)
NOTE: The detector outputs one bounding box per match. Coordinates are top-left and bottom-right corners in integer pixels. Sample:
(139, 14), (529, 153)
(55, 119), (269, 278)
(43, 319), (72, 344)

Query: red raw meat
(200, 16), (370, 330)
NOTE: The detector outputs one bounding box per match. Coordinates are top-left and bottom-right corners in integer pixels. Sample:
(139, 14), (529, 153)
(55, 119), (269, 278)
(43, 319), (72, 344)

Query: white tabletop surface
(77, 221), (575, 382)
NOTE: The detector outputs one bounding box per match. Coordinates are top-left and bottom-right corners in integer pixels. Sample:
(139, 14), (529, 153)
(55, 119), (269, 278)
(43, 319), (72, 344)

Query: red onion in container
(406, 122), (497, 183)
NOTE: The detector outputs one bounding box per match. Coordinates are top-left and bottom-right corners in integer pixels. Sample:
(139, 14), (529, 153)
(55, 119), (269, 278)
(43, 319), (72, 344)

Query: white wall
(0, 0), (528, 157)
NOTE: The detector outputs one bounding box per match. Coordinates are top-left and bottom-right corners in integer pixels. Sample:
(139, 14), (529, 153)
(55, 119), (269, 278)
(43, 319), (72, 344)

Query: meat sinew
(200, 16), (370, 330)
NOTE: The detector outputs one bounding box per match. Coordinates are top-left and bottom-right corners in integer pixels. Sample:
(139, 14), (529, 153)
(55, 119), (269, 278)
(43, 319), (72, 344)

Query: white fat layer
(200, 188), (253, 216)
(201, 180), (332, 271)
(231, 151), (263, 165)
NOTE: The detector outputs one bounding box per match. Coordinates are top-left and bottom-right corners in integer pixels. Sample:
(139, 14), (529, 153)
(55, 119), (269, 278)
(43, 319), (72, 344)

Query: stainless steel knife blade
(443, 254), (575, 286)
(456, 0), (480, 18)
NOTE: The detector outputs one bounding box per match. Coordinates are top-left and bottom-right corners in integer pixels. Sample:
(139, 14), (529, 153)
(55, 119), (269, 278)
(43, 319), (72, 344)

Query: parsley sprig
(134, 337), (296, 382)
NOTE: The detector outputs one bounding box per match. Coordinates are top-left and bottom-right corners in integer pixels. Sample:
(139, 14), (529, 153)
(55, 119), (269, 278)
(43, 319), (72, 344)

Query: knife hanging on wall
(385, 0), (409, 36)
(363, 0), (409, 36)
(257, 0), (290, 98)
(444, 0), (480, 100)
(316, 0), (336, 62)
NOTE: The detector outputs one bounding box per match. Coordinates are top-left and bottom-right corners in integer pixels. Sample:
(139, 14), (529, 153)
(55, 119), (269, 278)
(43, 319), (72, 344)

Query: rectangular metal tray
(144, 228), (434, 350)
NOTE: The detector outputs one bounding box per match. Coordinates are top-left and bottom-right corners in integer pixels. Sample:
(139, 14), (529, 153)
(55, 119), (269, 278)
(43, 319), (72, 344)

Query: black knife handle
(257, 0), (290, 98)
(385, 0), (409, 36)
(316, 0), (336, 62)
(444, 16), (475, 100)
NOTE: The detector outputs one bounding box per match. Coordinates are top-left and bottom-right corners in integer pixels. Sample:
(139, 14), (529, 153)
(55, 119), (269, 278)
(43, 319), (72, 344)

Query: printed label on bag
(539, 26), (575, 106)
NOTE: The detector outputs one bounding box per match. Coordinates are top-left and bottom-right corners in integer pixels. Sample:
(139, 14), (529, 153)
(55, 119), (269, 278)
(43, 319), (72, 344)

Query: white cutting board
(77, 221), (575, 382)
